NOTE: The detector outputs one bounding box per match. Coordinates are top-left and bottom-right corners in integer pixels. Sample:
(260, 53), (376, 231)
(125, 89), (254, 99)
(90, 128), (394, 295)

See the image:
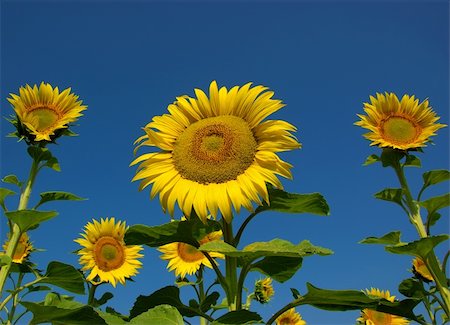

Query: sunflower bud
(253, 277), (274, 304)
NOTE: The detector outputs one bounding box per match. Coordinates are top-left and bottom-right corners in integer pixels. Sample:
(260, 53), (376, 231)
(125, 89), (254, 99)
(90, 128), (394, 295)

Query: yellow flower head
(74, 218), (143, 287)
(7, 82), (87, 143)
(412, 258), (434, 282)
(355, 93), (446, 150)
(2, 232), (33, 264)
(254, 277), (275, 304)
(276, 308), (306, 325)
(357, 288), (410, 325)
(158, 230), (224, 278)
(131, 81), (300, 222)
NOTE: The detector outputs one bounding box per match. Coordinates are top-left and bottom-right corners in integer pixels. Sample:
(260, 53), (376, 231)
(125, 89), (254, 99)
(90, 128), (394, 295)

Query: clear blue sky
(1, 1), (449, 324)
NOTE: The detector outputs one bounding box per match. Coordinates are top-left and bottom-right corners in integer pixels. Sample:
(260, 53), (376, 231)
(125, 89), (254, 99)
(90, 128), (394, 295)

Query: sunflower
(158, 230), (224, 278)
(357, 288), (410, 325)
(2, 232), (33, 264)
(412, 258), (434, 282)
(7, 82), (87, 143)
(254, 277), (275, 304)
(74, 218), (143, 287)
(132, 81), (300, 222)
(355, 92), (446, 150)
(275, 308), (306, 325)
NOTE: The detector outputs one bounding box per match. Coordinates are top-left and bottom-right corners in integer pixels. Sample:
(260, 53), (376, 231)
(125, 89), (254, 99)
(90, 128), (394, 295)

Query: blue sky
(1, 1), (449, 324)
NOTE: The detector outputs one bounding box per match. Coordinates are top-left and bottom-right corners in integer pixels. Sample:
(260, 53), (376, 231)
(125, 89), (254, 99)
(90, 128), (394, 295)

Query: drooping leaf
(27, 146), (53, 162)
(2, 174), (22, 187)
(44, 156), (61, 172)
(363, 154), (380, 166)
(251, 256), (303, 283)
(257, 188), (330, 216)
(200, 291), (220, 312)
(124, 217), (221, 247)
(0, 255), (11, 267)
(380, 148), (405, 168)
(212, 310), (263, 324)
(0, 188), (16, 210)
(200, 239), (332, 261)
(398, 279), (425, 299)
(5, 209), (58, 232)
(129, 305), (184, 325)
(129, 286), (198, 319)
(290, 288), (302, 299)
(385, 235), (449, 258)
(40, 261), (85, 294)
(374, 188), (404, 206)
(426, 212), (442, 229)
(93, 292), (114, 308)
(420, 194), (450, 216)
(360, 231), (402, 245)
(422, 170), (450, 189)
(404, 155), (421, 168)
(35, 191), (85, 209)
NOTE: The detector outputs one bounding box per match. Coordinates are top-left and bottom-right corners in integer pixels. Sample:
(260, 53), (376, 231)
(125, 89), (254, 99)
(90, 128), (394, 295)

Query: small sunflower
(7, 82), (87, 143)
(2, 232), (33, 264)
(74, 218), (143, 287)
(275, 308), (306, 325)
(131, 81), (300, 222)
(357, 288), (410, 325)
(412, 258), (434, 282)
(158, 230), (224, 278)
(355, 92), (446, 150)
(254, 277), (275, 304)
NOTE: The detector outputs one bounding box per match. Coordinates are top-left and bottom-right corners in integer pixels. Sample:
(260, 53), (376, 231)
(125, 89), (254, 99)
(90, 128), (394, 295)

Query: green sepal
(363, 154), (380, 166)
(5, 209), (58, 232)
(200, 239), (332, 260)
(39, 261), (85, 294)
(212, 310), (263, 324)
(128, 305), (184, 325)
(360, 231), (402, 245)
(0, 188), (16, 211)
(251, 256), (303, 283)
(257, 187), (330, 216)
(2, 174), (22, 187)
(374, 188), (404, 207)
(34, 191), (86, 209)
(124, 216), (221, 247)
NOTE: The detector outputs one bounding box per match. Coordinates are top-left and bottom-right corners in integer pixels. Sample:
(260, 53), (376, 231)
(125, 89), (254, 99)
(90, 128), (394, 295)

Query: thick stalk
(0, 159), (39, 296)
(222, 219), (237, 311)
(198, 267), (208, 325)
(393, 163), (450, 317)
(87, 283), (98, 306)
(236, 262), (252, 310)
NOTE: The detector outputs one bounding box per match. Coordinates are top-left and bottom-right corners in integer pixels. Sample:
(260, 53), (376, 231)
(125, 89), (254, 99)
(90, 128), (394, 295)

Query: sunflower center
(29, 107), (59, 131)
(93, 236), (125, 271)
(177, 243), (205, 263)
(172, 116), (257, 184)
(381, 116), (420, 145)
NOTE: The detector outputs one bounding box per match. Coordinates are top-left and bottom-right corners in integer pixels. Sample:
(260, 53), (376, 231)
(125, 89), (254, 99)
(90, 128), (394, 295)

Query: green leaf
(200, 239), (332, 261)
(93, 292), (114, 308)
(40, 261), (85, 294)
(290, 288), (301, 299)
(251, 256), (303, 283)
(420, 194), (450, 216)
(404, 155), (421, 167)
(0, 188), (16, 210)
(35, 191), (85, 209)
(257, 188), (330, 216)
(385, 235), (449, 258)
(129, 305), (184, 325)
(427, 212), (441, 228)
(398, 279), (425, 299)
(125, 217), (221, 247)
(97, 310), (126, 325)
(422, 170), (450, 188)
(2, 174), (22, 187)
(200, 291), (220, 312)
(360, 231), (402, 245)
(5, 210), (58, 232)
(21, 301), (107, 325)
(363, 154), (380, 166)
(380, 148), (405, 168)
(374, 188), (404, 206)
(27, 285), (52, 293)
(212, 310), (262, 324)
(0, 255), (12, 267)
(129, 286), (198, 319)
(45, 157), (61, 172)
(27, 146), (53, 162)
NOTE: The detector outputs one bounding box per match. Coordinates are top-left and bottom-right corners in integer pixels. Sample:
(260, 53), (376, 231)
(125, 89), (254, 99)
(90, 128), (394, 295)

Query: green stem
(236, 262), (252, 310)
(87, 283), (98, 306)
(202, 252), (229, 298)
(0, 277), (42, 312)
(6, 273), (23, 325)
(0, 158), (39, 296)
(266, 301), (298, 325)
(222, 219), (237, 311)
(393, 162), (450, 317)
(234, 211), (259, 247)
(198, 267), (207, 325)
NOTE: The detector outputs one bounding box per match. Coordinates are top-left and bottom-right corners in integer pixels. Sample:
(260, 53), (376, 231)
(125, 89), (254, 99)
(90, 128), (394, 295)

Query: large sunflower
(158, 230), (224, 278)
(7, 82), (87, 142)
(74, 218), (143, 287)
(132, 81), (300, 222)
(275, 308), (306, 325)
(357, 288), (410, 325)
(2, 232), (33, 264)
(355, 92), (446, 150)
